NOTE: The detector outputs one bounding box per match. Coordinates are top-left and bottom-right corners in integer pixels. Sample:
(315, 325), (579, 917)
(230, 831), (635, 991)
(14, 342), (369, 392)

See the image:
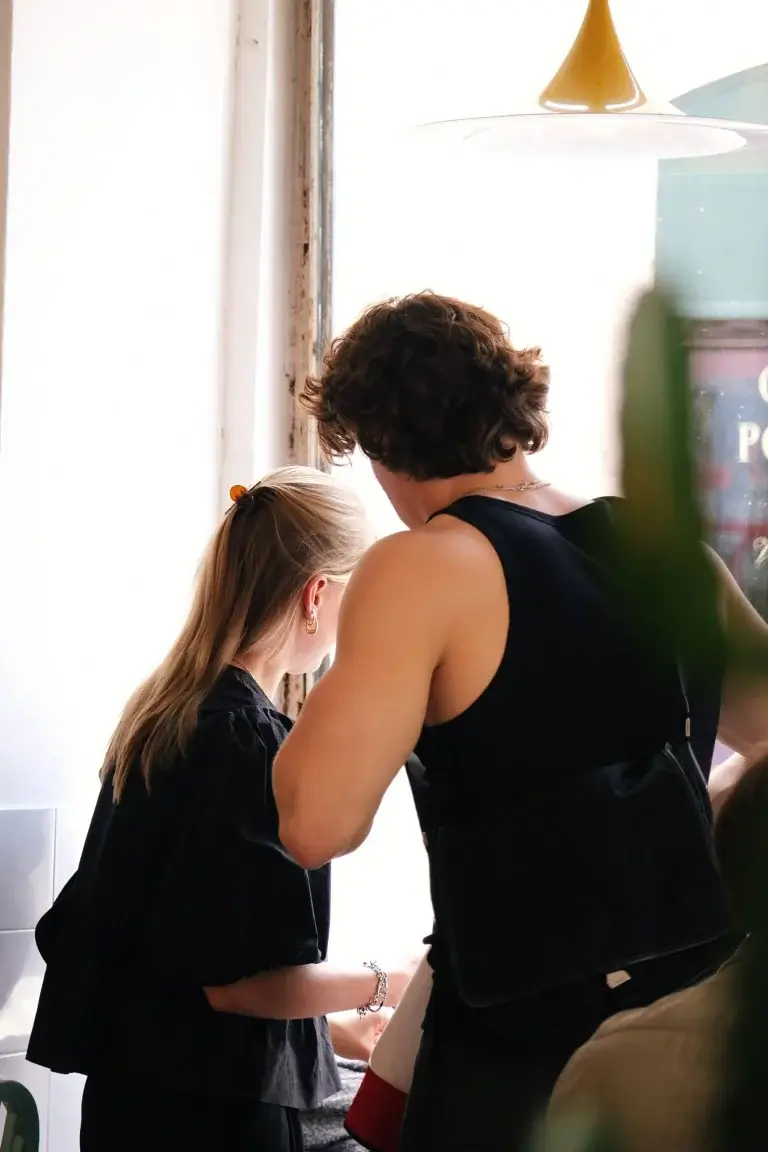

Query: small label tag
(606, 970), (632, 989)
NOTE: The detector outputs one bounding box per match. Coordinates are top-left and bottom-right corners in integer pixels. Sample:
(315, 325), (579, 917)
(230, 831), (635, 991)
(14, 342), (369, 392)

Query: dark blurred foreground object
(620, 289), (768, 1152)
(535, 751), (768, 1152)
(709, 768), (768, 1152)
(529, 288), (768, 1152)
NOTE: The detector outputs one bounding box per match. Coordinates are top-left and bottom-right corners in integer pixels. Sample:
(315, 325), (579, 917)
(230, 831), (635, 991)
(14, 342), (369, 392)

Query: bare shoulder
(705, 543), (768, 642)
(704, 542), (734, 591)
(340, 522), (501, 647)
(350, 519), (496, 591)
(704, 542), (749, 608)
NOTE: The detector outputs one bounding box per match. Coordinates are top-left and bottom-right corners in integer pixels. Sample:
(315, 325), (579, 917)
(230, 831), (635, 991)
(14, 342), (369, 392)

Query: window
(326, 0), (768, 959)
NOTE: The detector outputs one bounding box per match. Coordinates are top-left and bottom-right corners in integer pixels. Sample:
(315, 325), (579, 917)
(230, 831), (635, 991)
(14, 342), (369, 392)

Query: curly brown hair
(301, 292), (550, 480)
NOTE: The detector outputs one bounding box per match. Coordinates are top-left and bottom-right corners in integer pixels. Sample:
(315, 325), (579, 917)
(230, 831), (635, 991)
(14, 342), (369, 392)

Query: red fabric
(344, 1067), (407, 1152)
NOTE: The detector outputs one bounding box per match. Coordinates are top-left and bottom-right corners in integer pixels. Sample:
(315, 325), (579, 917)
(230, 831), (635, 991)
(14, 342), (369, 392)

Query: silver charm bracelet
(357, 960), (388, 1017)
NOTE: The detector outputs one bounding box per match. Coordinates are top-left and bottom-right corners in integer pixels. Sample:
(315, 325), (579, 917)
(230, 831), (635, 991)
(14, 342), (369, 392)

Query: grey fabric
(302, 1059), (365, 1151)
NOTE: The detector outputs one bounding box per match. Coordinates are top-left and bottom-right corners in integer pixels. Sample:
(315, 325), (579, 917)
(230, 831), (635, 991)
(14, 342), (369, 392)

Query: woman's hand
(328, 1007), (394, 1061)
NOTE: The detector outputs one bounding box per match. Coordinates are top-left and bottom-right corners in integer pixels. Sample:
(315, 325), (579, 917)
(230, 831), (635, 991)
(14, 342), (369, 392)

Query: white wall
(0, 1), (240, 1147)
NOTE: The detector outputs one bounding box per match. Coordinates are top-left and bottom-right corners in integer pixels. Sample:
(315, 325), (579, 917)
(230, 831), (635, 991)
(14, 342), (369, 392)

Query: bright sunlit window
(326, 0), (768, 961)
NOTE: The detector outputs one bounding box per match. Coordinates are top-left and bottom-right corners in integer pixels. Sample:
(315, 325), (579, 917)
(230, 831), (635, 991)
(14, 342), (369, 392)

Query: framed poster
(690, 319), (768, 620)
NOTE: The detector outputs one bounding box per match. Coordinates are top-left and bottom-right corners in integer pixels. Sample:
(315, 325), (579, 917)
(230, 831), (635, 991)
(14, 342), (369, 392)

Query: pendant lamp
(415, 0), (768, 160)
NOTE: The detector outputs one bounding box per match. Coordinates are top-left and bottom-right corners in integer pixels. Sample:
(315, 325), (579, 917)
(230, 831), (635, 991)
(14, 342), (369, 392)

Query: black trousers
(81, 1077), (304, 1152)
(400, 940), (734, 1152)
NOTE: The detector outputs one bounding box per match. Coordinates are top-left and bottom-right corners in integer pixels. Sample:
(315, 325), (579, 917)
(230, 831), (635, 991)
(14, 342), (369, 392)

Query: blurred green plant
(618, 286), (767, 1152)
(618, 287), (720, 680)
(527, 1106), (620, 1152)
(526, 285), (768, 1151)
(620, 288), (768, 679)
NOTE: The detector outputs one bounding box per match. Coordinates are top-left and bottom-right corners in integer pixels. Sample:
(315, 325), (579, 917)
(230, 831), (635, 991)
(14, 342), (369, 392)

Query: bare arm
(273, 530), (453, 870)
(707, 547), (768, 805)
(205, 962), (411, 1020)
(708, 751), (750, 817)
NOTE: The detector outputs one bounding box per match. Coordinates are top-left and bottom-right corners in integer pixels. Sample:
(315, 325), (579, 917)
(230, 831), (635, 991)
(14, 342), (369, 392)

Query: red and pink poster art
(691, 334), (768, 621)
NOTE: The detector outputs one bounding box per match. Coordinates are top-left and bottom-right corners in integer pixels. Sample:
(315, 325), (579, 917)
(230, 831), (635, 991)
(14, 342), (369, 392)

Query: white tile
(0, 809), (54, 931)
(0, 1053), (49, 1151)
(0, 931), (44, 1055)
(48, 1071), (84, 1152)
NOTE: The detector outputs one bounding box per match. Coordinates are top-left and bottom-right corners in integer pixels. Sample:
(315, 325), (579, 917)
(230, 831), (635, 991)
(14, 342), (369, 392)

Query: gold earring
(305, 611), (318, 635)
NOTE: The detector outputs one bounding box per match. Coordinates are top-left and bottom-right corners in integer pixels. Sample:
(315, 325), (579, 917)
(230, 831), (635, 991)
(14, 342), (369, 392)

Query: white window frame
(222, 0), (335, 717)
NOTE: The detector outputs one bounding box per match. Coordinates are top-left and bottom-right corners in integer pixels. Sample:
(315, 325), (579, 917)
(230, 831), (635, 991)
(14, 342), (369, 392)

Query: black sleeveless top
(410, 496), (731, 1028)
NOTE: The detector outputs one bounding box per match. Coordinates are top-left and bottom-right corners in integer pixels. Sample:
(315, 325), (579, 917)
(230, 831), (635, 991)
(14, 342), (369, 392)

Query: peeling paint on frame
(281, 0), (334, 718)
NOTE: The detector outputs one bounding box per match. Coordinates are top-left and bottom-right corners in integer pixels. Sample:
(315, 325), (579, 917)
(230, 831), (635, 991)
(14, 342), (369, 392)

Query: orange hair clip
(229, 484), (248, 502)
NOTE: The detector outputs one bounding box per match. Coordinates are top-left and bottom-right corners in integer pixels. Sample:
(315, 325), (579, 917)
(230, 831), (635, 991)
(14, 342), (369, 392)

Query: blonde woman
(27, 468), (413, 1152)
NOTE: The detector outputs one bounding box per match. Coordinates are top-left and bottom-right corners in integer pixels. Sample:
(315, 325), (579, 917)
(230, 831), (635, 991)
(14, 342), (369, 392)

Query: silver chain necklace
(462, 480), (552, 497)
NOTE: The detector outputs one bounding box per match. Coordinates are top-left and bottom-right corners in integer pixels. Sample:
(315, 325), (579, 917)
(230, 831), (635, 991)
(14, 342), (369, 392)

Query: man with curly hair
(274, 292), (768, 1150)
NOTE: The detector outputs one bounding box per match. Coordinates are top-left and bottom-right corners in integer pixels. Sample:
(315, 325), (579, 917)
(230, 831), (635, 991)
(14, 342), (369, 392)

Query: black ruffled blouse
(27, 668), (341, 1109)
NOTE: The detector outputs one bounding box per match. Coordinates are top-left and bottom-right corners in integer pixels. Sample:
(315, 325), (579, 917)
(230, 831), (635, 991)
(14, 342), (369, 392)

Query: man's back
(412, 494), (728, 1011)
(417, 494), (698, 791)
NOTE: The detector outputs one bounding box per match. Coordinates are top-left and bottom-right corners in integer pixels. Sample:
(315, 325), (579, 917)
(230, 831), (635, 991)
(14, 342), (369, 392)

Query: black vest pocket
(428, 743), (729, 1007)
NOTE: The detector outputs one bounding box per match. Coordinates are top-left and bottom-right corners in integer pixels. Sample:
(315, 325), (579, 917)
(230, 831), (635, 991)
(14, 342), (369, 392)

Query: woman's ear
(301, 574), (329, 618)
